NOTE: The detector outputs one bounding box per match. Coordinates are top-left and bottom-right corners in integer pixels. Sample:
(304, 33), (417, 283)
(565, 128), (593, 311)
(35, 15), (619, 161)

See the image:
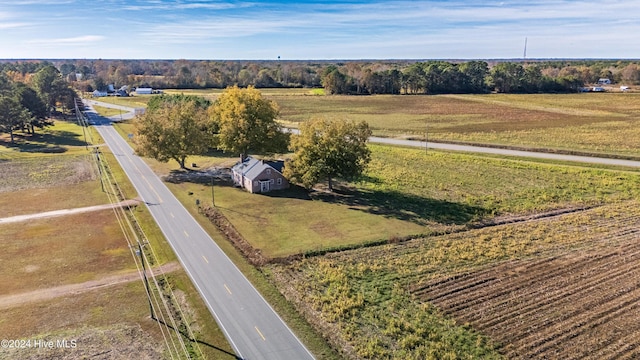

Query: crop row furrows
(416, 277), (498, 302)
(515, 286), (640, 359)
(455, 240), (640, 326)
(480, 253), (640, 339)
(412, 257), (558, 298)
(592, 225), (640, 245)
(574, 321), (640, 360)
(436, 250), (621, 318)
(505, 276), (640, 347)
(424, 255), (587, 308)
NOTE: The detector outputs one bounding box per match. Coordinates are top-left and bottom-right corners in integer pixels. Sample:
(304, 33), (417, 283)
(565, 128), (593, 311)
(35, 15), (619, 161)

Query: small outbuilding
(231, 156), (289, 193)
(92, 90), (107, 97)
(598, 78), (612, 85)
(135, 87), (153, 95)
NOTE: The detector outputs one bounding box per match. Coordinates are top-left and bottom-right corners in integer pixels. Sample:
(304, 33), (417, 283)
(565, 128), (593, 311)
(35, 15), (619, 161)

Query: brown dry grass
(0, 281), (166, 359)
(0, 210), (134, 295)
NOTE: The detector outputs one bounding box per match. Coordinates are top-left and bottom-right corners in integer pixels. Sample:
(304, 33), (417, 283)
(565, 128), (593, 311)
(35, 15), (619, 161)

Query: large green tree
(284, 118), (372, 192)
(14, 83), (50, 134)
(0, 94), (31, 143)
(208, 85), (288, 158)
(134, 94), (211, 169)
(31, 65), (62, 116)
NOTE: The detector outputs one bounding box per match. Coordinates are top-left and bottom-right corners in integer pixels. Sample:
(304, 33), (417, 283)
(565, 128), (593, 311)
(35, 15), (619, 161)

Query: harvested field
(0, 155), (95, 193)
(269, 201), (640, 359)
(412, 210), (640, 359)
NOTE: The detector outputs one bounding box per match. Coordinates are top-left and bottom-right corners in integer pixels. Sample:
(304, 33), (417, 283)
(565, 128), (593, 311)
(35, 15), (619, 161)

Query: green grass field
(155, 143), (640, 259)
(95, 90), (640, 358)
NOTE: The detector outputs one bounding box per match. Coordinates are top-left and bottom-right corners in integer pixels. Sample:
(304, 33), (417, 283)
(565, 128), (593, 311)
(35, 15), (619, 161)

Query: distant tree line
(2, 58), (640, 96)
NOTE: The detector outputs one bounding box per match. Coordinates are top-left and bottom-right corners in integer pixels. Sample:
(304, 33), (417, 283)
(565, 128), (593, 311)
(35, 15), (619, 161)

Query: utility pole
(75, 98), (88, 149)
(136, 242), (155, 320)
(211, 175), (215, 207)
(425, 119), (428, 154)
(95, 148), (104, 192)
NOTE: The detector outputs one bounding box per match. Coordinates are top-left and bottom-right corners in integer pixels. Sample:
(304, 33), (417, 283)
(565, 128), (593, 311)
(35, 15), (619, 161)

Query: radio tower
(523, 37), (528, 62)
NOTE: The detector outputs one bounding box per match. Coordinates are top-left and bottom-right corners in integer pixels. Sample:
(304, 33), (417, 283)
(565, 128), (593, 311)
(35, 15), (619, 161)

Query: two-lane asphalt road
(84, 104), (314, 360)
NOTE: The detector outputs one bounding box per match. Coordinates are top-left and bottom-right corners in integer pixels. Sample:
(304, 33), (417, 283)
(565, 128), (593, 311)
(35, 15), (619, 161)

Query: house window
(277, 178), (282, 185)
(266, 169), (271, 175)
(270, 179), (274, 184)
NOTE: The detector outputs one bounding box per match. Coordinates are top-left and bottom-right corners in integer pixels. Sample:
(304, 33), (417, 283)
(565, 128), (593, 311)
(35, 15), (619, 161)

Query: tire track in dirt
(0, 262), (181, 310)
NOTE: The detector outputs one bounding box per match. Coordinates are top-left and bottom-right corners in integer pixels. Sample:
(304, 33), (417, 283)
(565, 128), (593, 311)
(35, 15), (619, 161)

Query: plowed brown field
(412, 215), (640, 359)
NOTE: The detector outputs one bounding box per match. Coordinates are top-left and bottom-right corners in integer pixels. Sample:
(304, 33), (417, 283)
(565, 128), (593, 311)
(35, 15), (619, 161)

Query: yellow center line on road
(202, 255), (209, 263)
(184, 230), (189, 237)
(224, 284), (232, 295)
(105, 130), (163, 203)
(255, 326), (266, 341)
(170, 213), (174, 218)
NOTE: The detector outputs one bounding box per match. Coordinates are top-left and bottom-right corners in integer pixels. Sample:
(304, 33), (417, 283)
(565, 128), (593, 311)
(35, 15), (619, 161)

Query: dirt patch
(0, 262), (181, 310)
(163, 167), (232, 185)
(0, 324), (163, 360)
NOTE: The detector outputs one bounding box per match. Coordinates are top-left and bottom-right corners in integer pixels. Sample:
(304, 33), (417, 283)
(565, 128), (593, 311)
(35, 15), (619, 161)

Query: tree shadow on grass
(262, 185), (313, 200)
(313, 185), (489, 226)
(0, 137), (67, 154)
(26, 130), (87, 147)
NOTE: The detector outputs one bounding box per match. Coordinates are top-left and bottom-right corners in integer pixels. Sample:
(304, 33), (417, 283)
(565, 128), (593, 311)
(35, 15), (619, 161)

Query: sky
(0, 0), (638, 60)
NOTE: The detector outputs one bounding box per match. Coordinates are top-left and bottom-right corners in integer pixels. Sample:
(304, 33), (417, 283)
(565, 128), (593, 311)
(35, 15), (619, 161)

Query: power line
(83, 100), (205, 359)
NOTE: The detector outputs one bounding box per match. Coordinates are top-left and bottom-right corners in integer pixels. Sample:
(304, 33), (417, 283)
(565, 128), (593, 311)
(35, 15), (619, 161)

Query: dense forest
(1, 59), (639, 96)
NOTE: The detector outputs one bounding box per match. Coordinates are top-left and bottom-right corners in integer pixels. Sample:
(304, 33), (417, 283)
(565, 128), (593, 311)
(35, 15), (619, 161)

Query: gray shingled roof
(232, 156), (285, 181)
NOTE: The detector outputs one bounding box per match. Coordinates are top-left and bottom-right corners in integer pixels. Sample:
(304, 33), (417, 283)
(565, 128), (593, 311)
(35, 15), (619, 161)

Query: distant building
(597, 78), (611, 85)
(231, 156), (289, 194)
(620, 86), (630, 92)
(592, 87), (606, 92)
(135, 87), (153, 95)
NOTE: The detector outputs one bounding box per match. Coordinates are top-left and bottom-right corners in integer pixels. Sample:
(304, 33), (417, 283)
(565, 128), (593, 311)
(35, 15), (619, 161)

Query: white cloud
(0, 22), (30, 29)
(28, 35), (105, 46)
